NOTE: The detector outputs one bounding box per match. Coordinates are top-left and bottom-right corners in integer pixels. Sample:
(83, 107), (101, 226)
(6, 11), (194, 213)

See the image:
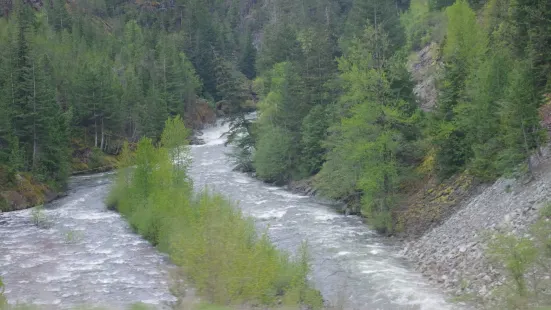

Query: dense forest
(0, 0), (550, 234)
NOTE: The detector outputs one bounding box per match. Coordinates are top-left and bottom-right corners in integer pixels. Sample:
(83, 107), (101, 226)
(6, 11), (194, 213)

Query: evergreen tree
(456, 48), (512, 179)
(238, 31), (256, 80)
(498, 61), (545, 176)
(214, 56), (249, 115)
(253, 62), (304, 183)
(33, 55), (69, 184)
(47, 0), (72, 32)
(12, 0), (35, 171)
(317, 25), (418, 233)
(343, 0), (405, 51)
(432, 0), (487, 178)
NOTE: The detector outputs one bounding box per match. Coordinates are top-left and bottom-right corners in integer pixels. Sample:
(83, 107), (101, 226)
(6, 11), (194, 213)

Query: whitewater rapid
(189, 121), (467, 310)
(0, 120), (466, 310)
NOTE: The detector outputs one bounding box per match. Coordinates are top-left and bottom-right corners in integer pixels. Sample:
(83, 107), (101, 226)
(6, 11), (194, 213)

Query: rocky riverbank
(402, 146), (551, 300)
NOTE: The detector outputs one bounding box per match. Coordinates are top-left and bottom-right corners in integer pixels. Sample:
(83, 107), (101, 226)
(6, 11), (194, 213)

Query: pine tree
(432, 0), (487, 178)
(214, 56), (249, 115)
(11, 0), (35, 171)
(238, 31), (256, 80)
(498, 61), (545, 177)
(33, 55), (69, 185)
(456, 48), (512, 179)
(0, 23), (15, 166)
(47, 0), (72, 32)
(253, 62), (304, 182)
(317, 25), (418, 233)
(343, 0), (405, 51)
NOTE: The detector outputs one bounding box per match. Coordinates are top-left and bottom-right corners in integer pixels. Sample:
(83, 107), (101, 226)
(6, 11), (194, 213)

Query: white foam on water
(252, 209), (287, 220)
(70, 212), (119, 221)
(309, 209), (341, 222)
(356, 261), (459, 310)
(233, 177), (250, 184)
(36, 272), (74, 284)
(91, 248), (113, 255)
(199, 122), (230, 146)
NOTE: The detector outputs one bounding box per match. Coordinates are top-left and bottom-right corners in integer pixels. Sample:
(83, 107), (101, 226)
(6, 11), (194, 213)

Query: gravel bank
(402, 147), (551, 299)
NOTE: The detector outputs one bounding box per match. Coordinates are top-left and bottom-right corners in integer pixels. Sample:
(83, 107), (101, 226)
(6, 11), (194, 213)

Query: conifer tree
(432, 0), (487, 178)
(498, 61), (545, 176)
(317, 25), (417, 233)
(12, 0), (35, 171)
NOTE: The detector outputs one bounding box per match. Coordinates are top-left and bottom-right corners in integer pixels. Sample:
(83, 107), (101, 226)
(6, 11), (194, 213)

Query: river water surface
(0, 121), (464, 310)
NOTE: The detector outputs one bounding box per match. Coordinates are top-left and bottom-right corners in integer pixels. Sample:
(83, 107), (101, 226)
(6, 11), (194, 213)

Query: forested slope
(1, 0), (550, 237)
(0, 0), (256, 209)
(227, 0), (551, 234)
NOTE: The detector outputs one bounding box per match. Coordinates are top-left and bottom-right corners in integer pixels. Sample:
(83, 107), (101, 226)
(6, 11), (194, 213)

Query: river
(0, 121), (464, 310)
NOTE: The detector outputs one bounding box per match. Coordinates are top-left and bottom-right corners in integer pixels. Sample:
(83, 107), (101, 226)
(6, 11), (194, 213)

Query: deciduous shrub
(487, 203), (551, 309)
(108, 116), (322, 308)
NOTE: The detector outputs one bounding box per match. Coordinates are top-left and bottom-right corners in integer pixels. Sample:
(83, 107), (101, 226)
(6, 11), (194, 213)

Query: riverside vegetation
(226, 0), (551, 235)
(107, 116), (323, 309)
(0, 0), (550, 308)
(0, 0), (548, 234)
(484, 203), (551, 309)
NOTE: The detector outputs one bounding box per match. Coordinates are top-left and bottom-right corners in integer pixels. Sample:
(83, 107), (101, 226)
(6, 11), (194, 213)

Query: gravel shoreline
(401, 147), (551, 301)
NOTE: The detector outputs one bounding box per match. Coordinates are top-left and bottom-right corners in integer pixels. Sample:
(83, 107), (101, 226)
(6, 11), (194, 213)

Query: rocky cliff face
(402, 146), (551, 299)
(409, 43), (442, 112)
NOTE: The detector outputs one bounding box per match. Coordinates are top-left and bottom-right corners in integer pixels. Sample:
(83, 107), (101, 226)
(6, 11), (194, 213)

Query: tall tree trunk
(32, 60), (37, 169)
(521, 120), (534, 179)
(100, 117), (104, 150)
(94, 118), (98, 148)
(94, 91), (97, 148)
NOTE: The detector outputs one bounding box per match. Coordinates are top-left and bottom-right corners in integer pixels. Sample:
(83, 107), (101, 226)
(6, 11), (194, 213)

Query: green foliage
(299, 105), (329, 176)
(317, 25), (418, 234)
(65, 229), (84, 244)
(401, 0), (446, 49)
(0, 196), (8, 212)
(431, 0), (488, 179)
(109, 116), (321, 308)
(253, 125), (294, 183)
(225, 114), (255, 173)
(488, 234), (537, 296)
(127, 303), (153, 310)
(30, 204), (48, 228)
(252, 62), (305, 183)
(497, 61), (546, 176)
(0, 1), (219, 194)
(0, 276), (5, 309)
(455, 49), (512, 179)
(486, 206), (551, 309)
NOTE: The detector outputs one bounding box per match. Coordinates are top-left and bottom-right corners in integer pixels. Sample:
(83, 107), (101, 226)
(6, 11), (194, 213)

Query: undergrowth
(0, 277), (6, 309)
(486, 203), (551, 309)
(106, 116), (323, 308)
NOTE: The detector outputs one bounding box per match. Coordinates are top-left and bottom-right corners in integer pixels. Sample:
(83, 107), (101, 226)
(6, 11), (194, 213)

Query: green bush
(253, 125), (295, 184)
(299, 105), (328, 176)
(89, 147), (106, 170)
(30, 205), (49, 228)
(0, 196), (8, 212)
(0, 276), (6, 309)
(109, 116), (322, 308)
(486, 202), (551, 309)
